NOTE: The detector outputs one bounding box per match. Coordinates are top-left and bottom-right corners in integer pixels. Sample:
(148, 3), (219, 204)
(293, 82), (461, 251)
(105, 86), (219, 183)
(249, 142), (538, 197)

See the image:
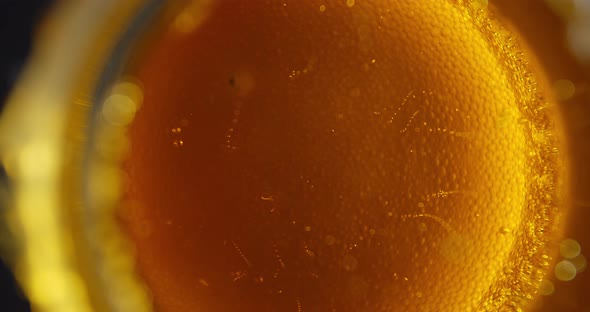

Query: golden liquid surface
(122, 1), (562, 311)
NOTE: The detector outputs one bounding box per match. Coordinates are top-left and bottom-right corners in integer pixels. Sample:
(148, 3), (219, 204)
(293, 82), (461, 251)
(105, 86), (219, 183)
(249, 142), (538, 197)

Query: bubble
(555, 260), (577, 281)
(112, 80), (143, 103)
(95, 126), (131, 161)
(102, 94), (138, 126)
(325, 235), (336, 245)
(569, 254), (587, 273)
(417, 223), (428, 232)
(173, 140), (184, 148)
(341, 255), (358, 272)
(553, 79), (576, 100)
(559, 239), (581, 259)
(538, 279), (555, 296)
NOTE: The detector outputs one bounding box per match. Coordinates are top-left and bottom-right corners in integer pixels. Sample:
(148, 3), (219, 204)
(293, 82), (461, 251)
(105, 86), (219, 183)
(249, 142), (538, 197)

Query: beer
(120, 1), (565, 311)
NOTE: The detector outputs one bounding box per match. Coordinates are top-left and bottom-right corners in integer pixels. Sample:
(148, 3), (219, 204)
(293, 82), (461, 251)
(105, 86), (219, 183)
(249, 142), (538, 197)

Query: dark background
(0, 0), (54, 311)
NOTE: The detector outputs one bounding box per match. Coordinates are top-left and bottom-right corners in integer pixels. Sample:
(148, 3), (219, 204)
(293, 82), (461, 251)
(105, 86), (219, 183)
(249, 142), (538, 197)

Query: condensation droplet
(319, 4), (326, 12)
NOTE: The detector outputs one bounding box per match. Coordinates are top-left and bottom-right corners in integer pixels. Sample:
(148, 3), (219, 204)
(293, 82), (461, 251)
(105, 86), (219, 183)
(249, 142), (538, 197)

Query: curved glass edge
(0, 1), (159, 311)
(81, 1), (164, 311)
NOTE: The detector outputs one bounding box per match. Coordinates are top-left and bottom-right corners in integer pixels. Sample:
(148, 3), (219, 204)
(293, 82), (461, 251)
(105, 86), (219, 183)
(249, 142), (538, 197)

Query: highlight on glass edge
(0, 0), (589, 311)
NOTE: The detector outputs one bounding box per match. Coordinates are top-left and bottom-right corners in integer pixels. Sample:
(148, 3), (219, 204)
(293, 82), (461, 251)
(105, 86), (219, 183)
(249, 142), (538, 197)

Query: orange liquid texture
(123, 1), (562, 311)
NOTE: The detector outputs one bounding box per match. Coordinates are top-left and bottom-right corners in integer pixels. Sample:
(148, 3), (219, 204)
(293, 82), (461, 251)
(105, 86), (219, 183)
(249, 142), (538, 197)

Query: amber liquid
(122, 1), (564, 311)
